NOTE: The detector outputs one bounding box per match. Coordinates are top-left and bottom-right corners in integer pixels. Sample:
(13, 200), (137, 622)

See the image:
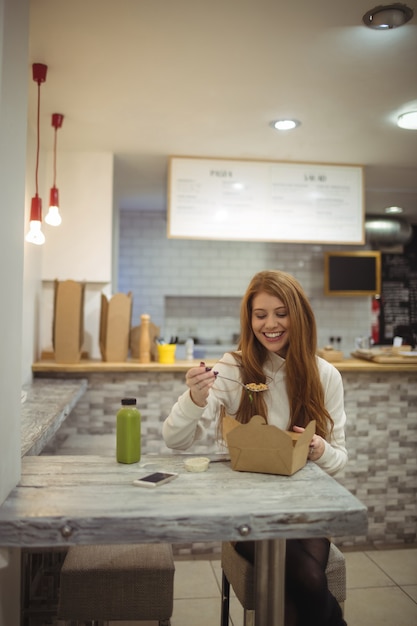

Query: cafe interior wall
(39, 152), (114, 360)
(118, 209), (374, 357)
(0, 0), (30, 623)
(33, 164), (376, 362)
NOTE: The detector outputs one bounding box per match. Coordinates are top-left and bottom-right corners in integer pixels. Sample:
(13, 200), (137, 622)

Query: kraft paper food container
(222, 415), (316, 476)
(99, 292), (132, 362)
(53, 279), (85, 364)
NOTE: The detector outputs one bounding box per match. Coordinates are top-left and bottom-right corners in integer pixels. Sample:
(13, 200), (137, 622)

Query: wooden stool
(220, 541), (346, 626)
(58, 543), (175, 626)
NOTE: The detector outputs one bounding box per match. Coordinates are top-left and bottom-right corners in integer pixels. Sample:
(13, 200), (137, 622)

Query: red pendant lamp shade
(26, 63), (47, 245)
(46, 113), (64, 226)
(30, 195), (42, 221)
(49, 186), (59, 207)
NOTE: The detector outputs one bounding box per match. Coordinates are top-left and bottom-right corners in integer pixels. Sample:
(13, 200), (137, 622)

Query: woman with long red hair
(163, 269), (348, 625)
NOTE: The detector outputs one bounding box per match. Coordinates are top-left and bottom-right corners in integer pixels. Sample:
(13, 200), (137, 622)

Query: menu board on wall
(380, 252), (417, 344)
(168, 157), (364, 244)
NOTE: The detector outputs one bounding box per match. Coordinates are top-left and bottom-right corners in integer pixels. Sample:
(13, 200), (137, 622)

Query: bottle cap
(121, 398), (137, 405)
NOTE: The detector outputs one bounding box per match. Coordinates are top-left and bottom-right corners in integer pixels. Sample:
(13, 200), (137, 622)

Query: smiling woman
(163, 269), (349, 626)
(251, 292), (290, 357)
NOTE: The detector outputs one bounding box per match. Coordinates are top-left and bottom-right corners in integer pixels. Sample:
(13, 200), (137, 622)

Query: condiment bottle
(185, 338), (194, 360)
(116, 398), (141, 463)
(139, 313), (151, 363)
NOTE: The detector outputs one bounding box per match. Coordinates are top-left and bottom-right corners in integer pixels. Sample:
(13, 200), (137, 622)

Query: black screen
(328, 256), (377, 291)
(140, 472), (173, 483)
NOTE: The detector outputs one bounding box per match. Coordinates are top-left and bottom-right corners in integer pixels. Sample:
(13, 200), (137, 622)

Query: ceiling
(28, 0), (417, 225)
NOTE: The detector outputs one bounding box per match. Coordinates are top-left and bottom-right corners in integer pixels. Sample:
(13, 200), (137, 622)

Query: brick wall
(43, 369), (417, 552)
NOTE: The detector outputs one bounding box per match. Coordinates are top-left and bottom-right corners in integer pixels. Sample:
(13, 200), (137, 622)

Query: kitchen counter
(32, 356), (417, 375)
(32, 358), (218, 374)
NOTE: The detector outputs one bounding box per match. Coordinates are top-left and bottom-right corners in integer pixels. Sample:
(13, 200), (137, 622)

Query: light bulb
(397, 111), (417, 130)
(45, 186), (62, 225)
(385, 206), (403, 214)
(363, 5), (414, 29)
(270, 119), (301, 131)
(25, 220), (45, 245)
(45, 205), (62, 226)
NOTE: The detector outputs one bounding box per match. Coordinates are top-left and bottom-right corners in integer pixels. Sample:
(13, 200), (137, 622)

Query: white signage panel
(168, 157), (364, 244)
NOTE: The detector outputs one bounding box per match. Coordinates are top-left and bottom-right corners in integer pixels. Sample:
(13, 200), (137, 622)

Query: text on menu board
(167, 157), (364, 244)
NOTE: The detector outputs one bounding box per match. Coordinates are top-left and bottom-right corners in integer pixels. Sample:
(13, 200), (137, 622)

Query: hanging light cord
(35, 79), (41, 197)
(52, 125), (57, 187)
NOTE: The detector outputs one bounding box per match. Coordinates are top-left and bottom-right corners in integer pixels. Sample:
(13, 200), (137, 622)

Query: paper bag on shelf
(53, 279), (85, 364)
(99, 292), (132, 362)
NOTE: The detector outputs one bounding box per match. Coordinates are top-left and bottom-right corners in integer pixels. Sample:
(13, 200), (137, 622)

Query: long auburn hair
(221, 270), (333, 440)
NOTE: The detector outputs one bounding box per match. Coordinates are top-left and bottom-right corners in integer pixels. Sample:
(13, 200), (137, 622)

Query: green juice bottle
(116, 398), (141, 463)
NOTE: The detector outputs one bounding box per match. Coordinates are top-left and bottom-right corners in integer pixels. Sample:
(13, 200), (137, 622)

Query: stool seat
(58, 543), (175, 625)
(221, 541), (346, 626)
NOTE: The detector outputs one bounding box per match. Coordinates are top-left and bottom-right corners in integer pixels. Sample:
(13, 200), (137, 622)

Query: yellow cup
(157, 344), (177, 364)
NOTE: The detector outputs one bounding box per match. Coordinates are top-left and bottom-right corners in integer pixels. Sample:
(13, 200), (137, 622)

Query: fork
(213, 372), (268, 393)
(204, 365), (269, 397)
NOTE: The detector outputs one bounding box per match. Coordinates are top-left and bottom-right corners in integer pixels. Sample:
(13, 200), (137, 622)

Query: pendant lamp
(45, 113), (64, 226)
(26, 63), (47, 245)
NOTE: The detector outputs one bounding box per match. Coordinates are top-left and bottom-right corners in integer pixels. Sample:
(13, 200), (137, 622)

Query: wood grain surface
(32, 357), (417, 374)
(0, 454), (367, 548)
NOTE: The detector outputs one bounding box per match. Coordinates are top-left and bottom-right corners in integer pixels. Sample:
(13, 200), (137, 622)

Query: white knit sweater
(162, 351), (348, 476)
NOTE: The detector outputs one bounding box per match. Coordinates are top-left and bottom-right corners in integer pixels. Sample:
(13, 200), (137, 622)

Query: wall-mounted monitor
(324, 251), (381, 297)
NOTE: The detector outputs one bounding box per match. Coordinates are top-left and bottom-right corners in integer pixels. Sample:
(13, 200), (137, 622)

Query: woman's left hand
(292, 425), (325, 461)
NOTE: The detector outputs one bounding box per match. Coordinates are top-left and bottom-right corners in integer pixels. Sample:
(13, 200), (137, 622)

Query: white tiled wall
(118, 210), (373, 356)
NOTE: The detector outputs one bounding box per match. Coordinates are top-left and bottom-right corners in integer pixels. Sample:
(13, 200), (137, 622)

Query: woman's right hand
(186, 362), (216, 407)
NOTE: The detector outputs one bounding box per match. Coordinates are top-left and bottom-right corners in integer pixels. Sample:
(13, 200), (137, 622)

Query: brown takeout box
(53, 279), (85, 364)
(99, 292), (132, 362)
(222, 415), (316, 476)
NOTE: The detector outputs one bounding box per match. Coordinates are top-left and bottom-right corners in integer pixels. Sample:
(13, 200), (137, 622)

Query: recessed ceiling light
(385, 206), (404, 214)
(397, 111), (417, 129)
(362, 3), (414, 29)
(270, 119), (301, 131)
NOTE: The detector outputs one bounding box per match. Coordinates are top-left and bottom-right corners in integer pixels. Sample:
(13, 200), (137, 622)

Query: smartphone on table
(132, 471), (178, 488)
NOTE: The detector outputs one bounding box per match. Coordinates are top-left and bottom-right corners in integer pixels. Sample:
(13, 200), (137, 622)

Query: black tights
(235, 538), (347, 626)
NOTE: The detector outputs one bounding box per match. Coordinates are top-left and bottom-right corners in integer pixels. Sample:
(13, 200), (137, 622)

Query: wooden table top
(0, 454), (367, 548)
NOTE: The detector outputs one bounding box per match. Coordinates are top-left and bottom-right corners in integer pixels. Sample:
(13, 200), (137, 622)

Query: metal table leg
(254, 538), (286, 626)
